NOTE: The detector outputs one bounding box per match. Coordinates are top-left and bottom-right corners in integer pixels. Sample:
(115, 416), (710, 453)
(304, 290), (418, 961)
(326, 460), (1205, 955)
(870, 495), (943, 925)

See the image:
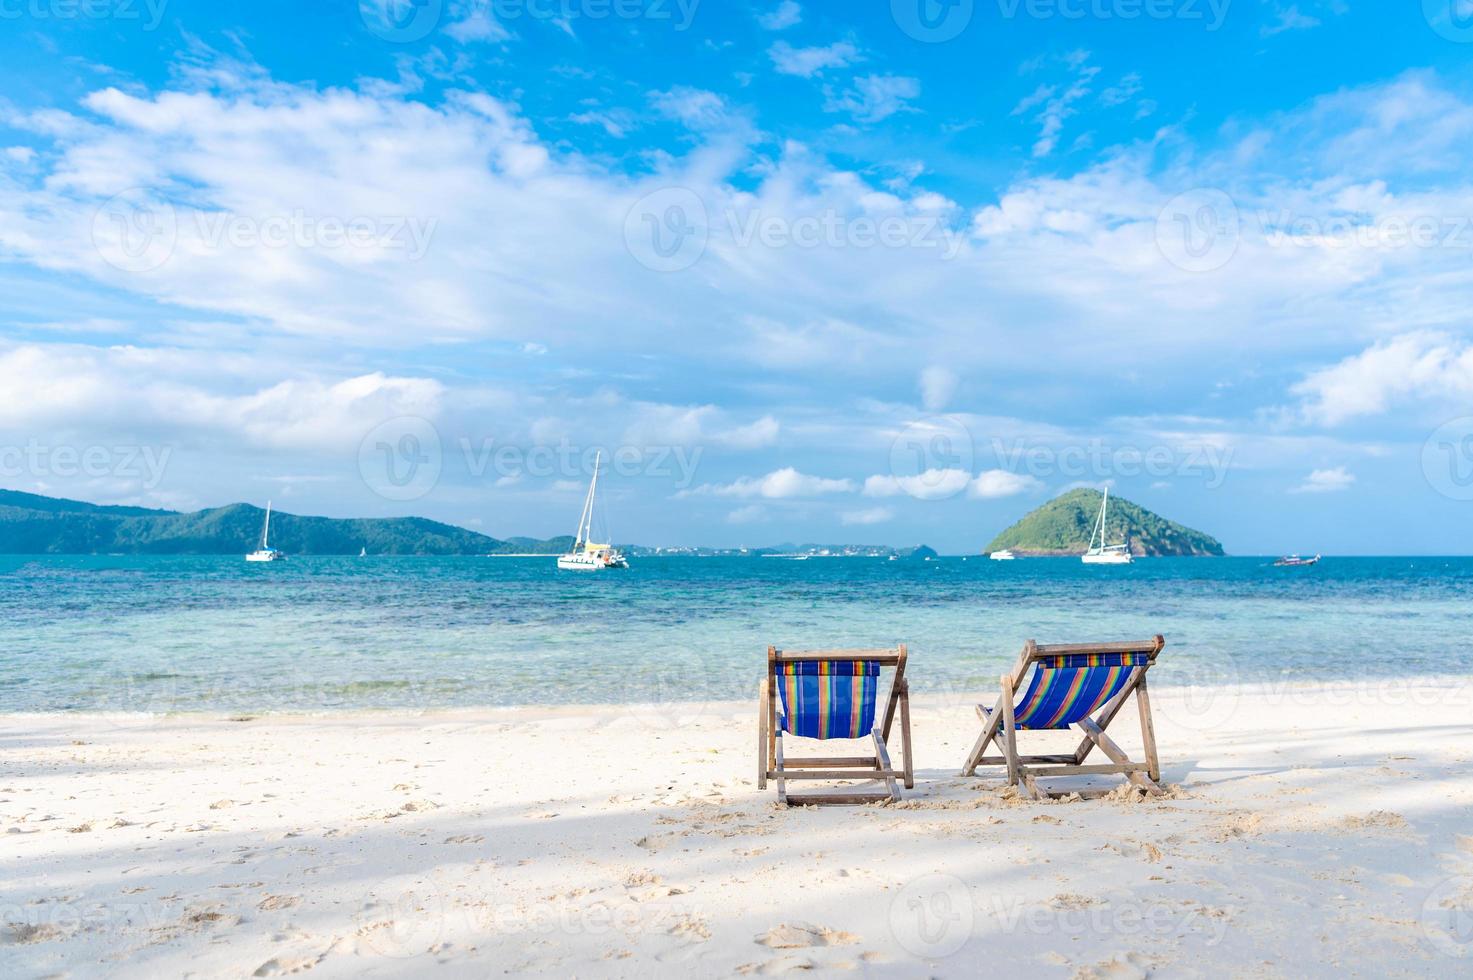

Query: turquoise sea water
(2, 555), (1470, 713)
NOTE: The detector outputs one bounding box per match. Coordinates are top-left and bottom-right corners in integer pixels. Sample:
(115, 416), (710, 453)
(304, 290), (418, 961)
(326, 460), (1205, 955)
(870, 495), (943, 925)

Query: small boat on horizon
(1081, 488), (1133, 565)
(1274, 554), (1320, 567)
(989, 549), (1017, 561)
(557, 451), (629, 572)
(245, 501), (286, 563)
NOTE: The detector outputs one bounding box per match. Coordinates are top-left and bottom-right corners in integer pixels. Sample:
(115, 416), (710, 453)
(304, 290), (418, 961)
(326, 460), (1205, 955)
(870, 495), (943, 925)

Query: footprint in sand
(755, 923), (858, 949)
(737, 955), (826, 974)
(252, 951), (327, 976)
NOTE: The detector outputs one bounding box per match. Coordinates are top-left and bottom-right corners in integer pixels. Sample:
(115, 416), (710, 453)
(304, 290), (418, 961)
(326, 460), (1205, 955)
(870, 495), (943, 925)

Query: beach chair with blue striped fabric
(961, 637), (1165, 800)
(758, 645), (913, 806)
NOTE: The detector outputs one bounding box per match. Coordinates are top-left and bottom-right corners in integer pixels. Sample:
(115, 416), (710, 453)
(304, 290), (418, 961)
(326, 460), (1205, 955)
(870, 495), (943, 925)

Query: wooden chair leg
(1136, 675), (1161, 783)
(1000, 674), (1019, 787)
(774, 731), (787, 806)
(1077, 717), (1163, 796)
(898, 680), (914, 789)
(873, 730), (900, 802)
(757, 678), (769, 790)
(767, 676), (779, 773)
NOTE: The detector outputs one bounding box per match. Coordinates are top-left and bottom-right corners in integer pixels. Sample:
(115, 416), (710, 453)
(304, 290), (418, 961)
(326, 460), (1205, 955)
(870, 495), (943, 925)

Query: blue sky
(3, 0), (1473, 553)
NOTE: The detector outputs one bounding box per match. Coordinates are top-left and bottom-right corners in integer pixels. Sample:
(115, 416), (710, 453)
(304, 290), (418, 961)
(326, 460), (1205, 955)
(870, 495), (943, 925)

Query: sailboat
(245, 501), (286, 562)
(1081, 488), (1133, 565)
(557, 452), (629, 571)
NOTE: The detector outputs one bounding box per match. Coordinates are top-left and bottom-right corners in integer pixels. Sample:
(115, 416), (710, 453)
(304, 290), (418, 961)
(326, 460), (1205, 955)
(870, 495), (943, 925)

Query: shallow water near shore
(2, 554), (1470, 713)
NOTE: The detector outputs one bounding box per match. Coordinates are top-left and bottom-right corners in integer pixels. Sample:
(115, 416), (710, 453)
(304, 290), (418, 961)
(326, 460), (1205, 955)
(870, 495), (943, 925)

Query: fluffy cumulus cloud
(757, 1), (802, 30)
(968, 469), (1043, 498)
(682, 468), (855, 499)
(825, 75), (920, 123)
(863, 469), (970, 501)
(1290, 333), (1473, 426)
(768, 41), (859, 78)
(1292, 466), (1356, 493)
(860, 468), (1040, 501)
(0, 344), (444, 451)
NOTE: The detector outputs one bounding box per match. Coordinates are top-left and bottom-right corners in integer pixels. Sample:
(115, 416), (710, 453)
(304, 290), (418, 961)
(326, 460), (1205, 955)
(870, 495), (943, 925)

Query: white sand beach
(3, 681), (1473, 977)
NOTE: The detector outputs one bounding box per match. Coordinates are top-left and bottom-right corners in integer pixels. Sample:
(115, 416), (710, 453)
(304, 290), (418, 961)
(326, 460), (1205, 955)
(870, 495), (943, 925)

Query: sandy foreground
(3, 681), (1473, 978)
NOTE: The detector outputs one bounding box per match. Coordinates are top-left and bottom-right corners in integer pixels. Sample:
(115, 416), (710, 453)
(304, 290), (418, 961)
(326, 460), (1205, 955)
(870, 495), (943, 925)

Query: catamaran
(1081, 488), (1133, 565)
(246, 501), (286, 562)
(557, 452), (629, 571)
(989, 549), (1017, 561)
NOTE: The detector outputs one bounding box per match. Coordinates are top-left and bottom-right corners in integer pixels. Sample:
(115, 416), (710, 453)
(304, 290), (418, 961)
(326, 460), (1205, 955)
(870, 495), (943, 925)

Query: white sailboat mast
(262, 501), (272, 550)
(574, 453), (601, 547)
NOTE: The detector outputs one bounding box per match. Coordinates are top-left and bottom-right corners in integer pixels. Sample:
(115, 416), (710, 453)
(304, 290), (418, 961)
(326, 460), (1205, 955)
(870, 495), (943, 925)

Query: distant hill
(0, 488), (946, 558)
(985, 489), (1224, 557)
(0, 489), (567, 556)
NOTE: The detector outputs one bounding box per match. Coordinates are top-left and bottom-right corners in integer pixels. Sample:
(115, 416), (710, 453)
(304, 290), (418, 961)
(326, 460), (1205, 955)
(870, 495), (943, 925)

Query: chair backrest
(769, 646), (906, 741)
(1009, 637), (1163, 731)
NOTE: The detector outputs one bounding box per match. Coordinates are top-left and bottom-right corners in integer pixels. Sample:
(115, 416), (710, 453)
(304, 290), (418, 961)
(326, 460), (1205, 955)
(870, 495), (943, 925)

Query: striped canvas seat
(777, 659), (882, 740)
(961, 637), (1166, 800)
(1012, 652), (1153, 730)
(761, 646), (913, 806)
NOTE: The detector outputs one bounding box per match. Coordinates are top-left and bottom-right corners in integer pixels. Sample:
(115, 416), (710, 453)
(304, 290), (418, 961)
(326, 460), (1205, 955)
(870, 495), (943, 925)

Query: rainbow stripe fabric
(776, 660), (881, 740)
(1011, 652), (1152, 730)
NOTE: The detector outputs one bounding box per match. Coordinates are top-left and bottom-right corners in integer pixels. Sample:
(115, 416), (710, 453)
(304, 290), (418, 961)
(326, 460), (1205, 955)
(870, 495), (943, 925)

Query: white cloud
(0, 344), (443, 452)
(825, 75), (920, 123)
(919, 366), (957, 411)
(444, 0), (513, 43)
(1099, 72), (1142, 108)
(683, 467), (854, 499)
(720, 415), (781, 450)
(863, 469), (971, 501)
(840, 506), (893, 526)
(1261, 4), (1322, 37)
(757, 1), (802, 30)
(968, 470), (1043, 498)
(620, 404), (779, 450)
(1291, 466), (1355, 493)
(1014, 59), (1099, 157)
(769, 41), (859, 79)
(649, 86), (731, 129)
(568, 109), (633, 138)
(1291, 333), (1473, 426)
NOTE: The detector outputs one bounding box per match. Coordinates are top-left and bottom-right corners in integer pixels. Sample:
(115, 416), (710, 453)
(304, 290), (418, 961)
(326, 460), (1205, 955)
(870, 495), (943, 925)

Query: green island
(985, 488), (1224, 557)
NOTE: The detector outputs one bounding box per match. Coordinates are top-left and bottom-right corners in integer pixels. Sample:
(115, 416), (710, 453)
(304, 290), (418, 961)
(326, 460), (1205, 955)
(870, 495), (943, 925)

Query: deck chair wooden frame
(757, 645), (913, 806)
(960, 636), (1165, 800)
